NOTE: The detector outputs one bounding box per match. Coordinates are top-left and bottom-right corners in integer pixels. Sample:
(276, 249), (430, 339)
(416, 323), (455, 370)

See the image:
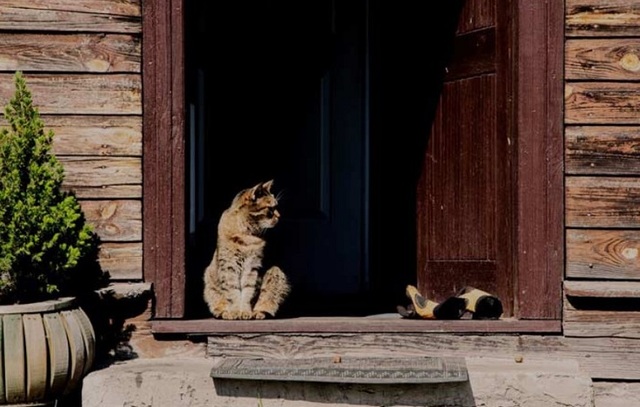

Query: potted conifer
(0, 72), (105, 405)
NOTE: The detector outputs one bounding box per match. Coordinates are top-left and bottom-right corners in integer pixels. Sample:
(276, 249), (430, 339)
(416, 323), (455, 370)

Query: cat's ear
(248, 180), (274, 201)
(248, 182), (266, 201)
(262, 179), (274, 193)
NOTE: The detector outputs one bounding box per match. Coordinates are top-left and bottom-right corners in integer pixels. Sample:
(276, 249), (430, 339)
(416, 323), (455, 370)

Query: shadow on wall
(212, 379), (476, 406)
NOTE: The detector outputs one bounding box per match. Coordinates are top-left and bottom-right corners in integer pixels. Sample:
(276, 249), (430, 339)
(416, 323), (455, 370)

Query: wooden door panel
(416, 1), (514, 314)
(446, 28), (496, 81)
(425, 75), (497, 261)
(418, 74), (500, 301)
(457, 0), (495, 34)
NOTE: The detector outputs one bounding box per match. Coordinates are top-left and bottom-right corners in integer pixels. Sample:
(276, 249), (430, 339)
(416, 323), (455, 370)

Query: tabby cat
(203, 180), (290, 320)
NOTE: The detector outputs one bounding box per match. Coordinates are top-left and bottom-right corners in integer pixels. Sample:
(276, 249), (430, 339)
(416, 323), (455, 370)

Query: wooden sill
(151, 314), (561, 336)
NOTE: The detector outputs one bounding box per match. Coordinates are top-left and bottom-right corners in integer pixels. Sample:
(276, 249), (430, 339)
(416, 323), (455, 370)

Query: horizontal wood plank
(567, 229), (640, 279)
(566, 0), (640, 37)
(205, 333), (640, 380)
(80, 200), (141, 242)
(60, 156), (141, 199)
(0, 74), (141, 115)
(0, 34), (140, 73)
(64, 185), (140, 200)
(565, 83), (640, 125)
(99, 242), (142, 280)
(0, 0), (141, 15)
(565, 280), (640, 298)
(565, 126), (640, 175)
(0, 1), (140, 33)
(48, 115), (141, 156)
(564, 304), (640, 339)
(566, 176), (640, 227)
(566, 39), (640, 80)
(0, 115), (143, 156)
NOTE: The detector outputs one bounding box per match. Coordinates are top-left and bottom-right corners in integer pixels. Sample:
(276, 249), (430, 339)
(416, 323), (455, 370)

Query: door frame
(142, 0), (187, 317)
(514, 0), (564, 319)
(142, 0), (563, 322)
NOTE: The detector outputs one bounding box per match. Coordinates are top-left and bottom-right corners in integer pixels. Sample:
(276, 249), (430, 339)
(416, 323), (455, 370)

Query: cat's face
(238, 180), (280, 230)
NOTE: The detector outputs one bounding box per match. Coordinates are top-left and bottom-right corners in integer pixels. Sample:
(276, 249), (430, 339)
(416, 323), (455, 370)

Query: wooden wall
(0, 1), (143, 281)
(564, 0), (640, 382)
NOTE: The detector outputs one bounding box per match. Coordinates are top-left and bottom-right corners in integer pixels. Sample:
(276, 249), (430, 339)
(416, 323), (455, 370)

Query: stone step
(82, 356), (594, 407)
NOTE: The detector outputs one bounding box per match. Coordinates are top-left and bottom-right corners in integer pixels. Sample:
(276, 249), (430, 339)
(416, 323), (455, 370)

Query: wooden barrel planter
(0, 298), (95, 406)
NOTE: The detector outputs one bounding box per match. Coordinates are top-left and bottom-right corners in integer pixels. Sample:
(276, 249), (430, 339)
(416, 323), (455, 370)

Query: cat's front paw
(240, 311), (253, 320)
(221, 310), (241, 320)
(252, 311), (266, 320)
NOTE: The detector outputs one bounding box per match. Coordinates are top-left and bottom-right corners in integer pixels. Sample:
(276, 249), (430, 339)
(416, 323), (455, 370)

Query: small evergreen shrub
(0, 71), (104, 304)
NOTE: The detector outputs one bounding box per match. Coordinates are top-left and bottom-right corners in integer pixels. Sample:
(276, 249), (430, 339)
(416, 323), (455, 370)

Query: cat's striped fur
(203, 180), (290, 320)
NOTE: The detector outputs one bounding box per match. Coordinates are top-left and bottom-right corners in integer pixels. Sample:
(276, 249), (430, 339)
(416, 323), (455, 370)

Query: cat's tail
(253, 266), (290, 319)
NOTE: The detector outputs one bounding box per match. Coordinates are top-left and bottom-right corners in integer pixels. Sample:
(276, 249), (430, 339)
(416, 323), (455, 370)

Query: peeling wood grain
(63, 185), (140, 200)
(567, 229), (640, 279)
(80, 200), (141, 242)
(0, 34), (140, 73)
(214, 332), (640, 354)
(47, 115), (141, 156)
(564, 300), (640, 339)
(99, 242), (142, 280)
(205, 333), (562, 360)
(566, 39), (640, 80)
(206, 333), (640, 380)
(565, 126), (640, 175)
(0, 115), (142, 156)
(0, 74), (141, 115)
(0, 1), (140, 33)
(566, 83), (640, 125)
(0, 0), (141, 15)
(60, 156), (141, 199)
(566, 0), (640, 37)
(565, 280), (640, 298)
(566, 176), (640, 227)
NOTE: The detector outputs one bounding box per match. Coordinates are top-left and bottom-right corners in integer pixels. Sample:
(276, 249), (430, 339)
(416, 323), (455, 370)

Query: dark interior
(184, 0), (462, 318)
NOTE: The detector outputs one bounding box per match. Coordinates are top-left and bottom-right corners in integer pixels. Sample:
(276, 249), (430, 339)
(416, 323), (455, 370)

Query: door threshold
(151, 314), (561, 336)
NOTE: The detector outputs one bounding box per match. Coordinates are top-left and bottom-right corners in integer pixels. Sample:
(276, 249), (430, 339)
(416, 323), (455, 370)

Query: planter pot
(0, 297), (95, 406)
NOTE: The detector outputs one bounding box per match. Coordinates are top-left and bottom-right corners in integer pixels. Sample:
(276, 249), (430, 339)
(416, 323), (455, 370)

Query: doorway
(186, 0), (374, 316)
(184, 0), (497, 318)
(145, 0), (564, 324)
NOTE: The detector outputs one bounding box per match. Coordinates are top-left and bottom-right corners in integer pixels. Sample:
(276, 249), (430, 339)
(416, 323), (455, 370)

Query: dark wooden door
(416, 0), (515, 316)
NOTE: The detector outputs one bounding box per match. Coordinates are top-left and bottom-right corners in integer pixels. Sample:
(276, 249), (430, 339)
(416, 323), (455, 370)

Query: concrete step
(82, 356), (594, 407)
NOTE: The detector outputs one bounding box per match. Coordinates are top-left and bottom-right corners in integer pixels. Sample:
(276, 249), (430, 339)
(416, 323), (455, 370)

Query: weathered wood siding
(0, 1), (142, 280)
(564, 0), (640, 374)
